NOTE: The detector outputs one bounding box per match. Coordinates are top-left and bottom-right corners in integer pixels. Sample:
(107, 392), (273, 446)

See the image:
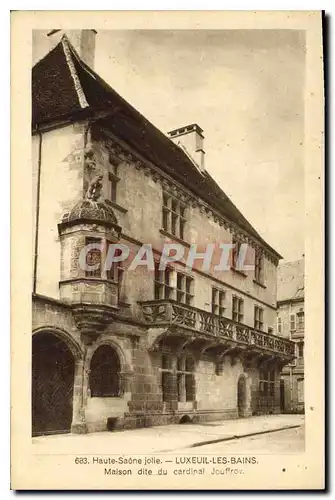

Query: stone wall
(277, 298), (304, 413)
(34, 124), (279, 329)
(277, 299), (304, 339)
(196, 356), (241, 413)
(281, 372), (305, 413)
(33, 123), (86, 299)
(32, 294), (282, 434)
(110, 149), (279, 332)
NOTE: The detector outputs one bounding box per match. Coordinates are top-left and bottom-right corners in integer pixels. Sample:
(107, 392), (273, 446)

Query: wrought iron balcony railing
(139, 299), (295, 359)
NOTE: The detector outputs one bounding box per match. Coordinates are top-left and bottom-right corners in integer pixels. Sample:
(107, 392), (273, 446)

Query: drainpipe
(33, 129), (43, 294)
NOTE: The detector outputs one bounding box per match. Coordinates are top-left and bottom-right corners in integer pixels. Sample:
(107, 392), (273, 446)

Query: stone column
(178, 373), (186, 403)
(170, 356), (179, 411)
(71, 357), (88, 434)
(119, 370), (134, 396)
(216, 360), (224, 376)
(244, 375), (253, 417)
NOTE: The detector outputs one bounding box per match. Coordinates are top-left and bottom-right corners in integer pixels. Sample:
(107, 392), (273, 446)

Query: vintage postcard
(11, 10), (324, 490)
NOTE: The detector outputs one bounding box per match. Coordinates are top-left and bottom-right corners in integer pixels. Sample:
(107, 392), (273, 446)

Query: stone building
(32, 30), (295, 436)
(277, 259), (305, 413)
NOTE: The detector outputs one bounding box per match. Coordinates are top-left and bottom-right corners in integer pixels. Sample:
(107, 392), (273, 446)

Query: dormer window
(232, 237), (242, 269)
(108, 170), (119, 204)
(254, 251), (264, 283)
(107, 154), (121, 204)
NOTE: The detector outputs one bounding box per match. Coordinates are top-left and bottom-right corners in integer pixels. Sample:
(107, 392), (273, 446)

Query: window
(154, 265), (194, 304)
(254, 251), (264, 283)
(160, 353), (196, 403)
(290, 314), (296, 331)
(277, 317), (282, 334)
(108, 161), (120, 204)
(89, 345), (121, 397)
(154, 264), (173, 300)
(108, 172), (119, 203)
(212, 287), (226, 316)
(162, 193), (187, 240)
(298, 342), (304, 358)
(177, 355), (195, 402)
(85, 237), (101, 277)
(232, 238), (241, 269)
(109, 158), (119, 176)
(254, 306), (264, 331)
(106, 244), (122, 281)
(232, 296), (244, 323)
(117, 267), (124, 301)
(176, 272), (194, 305)
(297, 311), (304, 330)
(259, 370), (275, 398)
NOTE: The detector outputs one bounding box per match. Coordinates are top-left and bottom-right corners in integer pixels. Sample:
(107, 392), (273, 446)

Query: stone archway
(237, 375), (248, 418)
(32, 331), (76, 436)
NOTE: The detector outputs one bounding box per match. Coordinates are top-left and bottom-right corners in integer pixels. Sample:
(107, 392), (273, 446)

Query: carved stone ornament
(60, 197), (120, 229)
(86, 174), (104, 201)
(72, 305), (116, 345)
(84, 147), (97, 172)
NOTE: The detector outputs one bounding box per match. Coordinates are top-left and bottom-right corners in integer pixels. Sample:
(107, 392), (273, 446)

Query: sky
(95, 30), (305, 262)
(33, 29), (306, 262)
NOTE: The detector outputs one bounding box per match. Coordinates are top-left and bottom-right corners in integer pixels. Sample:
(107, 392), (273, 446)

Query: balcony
(139, 299), (295, 362)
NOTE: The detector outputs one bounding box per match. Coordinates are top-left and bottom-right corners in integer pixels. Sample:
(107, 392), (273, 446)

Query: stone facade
(31, 32), (295, 436)
(277, 260), (305, 413)
(33, 292), (288, 434)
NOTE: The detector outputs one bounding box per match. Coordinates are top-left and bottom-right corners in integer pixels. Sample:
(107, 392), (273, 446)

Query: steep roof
(277, 259), (305, 303)
(32, 35), (282, 260)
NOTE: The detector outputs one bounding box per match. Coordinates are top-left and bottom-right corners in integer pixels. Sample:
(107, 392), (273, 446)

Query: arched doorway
(237, 375), (247, 418)
(32, 332), (75, 436)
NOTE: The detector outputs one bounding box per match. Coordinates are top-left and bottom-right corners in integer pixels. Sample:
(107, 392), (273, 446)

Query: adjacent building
(32, 30), (295, 436)
(277, 259), (305, 413)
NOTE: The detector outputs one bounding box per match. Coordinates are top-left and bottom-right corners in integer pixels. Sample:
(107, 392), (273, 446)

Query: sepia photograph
(11, 10), (324, 490)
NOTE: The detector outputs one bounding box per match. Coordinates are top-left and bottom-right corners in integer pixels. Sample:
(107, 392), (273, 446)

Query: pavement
(193, 425), (305, 454)
(32, 414), (304, 455)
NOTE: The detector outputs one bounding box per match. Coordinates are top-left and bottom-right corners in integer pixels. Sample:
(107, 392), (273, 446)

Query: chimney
(47, 29), (97, 68)
(168, 124), (205, 171)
